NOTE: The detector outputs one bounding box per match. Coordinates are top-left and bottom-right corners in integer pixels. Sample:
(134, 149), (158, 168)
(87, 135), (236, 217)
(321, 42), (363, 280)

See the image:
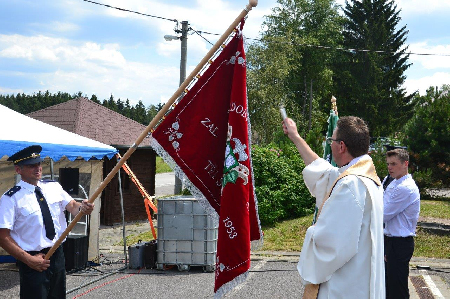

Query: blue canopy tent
(0, 104), (119, 263)
(0, 104), (118, 161)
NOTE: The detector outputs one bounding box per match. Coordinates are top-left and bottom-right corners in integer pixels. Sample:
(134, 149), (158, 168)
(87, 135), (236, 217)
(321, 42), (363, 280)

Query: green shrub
(412, 169), (436, 191)
(305, 125), (326, 157)
(252, 144), (315, 226)
(156, 156), (172, 173)
(403, 87), (450, 188)
(369, 139), (389, 181)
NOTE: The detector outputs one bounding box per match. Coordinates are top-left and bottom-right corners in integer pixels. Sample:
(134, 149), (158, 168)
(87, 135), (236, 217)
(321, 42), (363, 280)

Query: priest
(282, 116), (385, 299)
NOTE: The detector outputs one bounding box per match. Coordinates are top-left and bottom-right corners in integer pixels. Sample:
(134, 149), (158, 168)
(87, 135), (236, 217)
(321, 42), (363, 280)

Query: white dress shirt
(383, 173), (420, 237)
(0, 180), (73, 251)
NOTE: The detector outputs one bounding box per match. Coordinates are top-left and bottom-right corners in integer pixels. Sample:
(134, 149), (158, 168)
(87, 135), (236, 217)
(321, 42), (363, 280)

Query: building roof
(27, 97), (150, 147)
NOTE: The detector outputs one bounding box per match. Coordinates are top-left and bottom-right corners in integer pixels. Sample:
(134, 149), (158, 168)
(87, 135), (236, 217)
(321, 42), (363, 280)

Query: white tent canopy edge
(0, 104), (118, 161)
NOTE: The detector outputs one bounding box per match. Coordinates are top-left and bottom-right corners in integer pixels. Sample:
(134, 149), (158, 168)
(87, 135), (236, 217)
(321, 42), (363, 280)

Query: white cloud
(0, 34), (127, 67)
(81, 42), (126, 67)
(396, 0), (450, 15)
(404, 72), (450, 95)
(35, 59), (181, 106)
(76, 0), (274, 44)
(334, 0), (450, 15)
(156, 40), (181, 57)
(0, 86), (23, 95)
(0, 33), (181, 105)
(409, 42), (450, 69)
(59, 0), (102, 18)
(0, 35), (61, 61)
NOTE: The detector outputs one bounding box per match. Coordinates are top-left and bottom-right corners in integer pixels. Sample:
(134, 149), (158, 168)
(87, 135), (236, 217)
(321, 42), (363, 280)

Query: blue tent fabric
(0, 104), (118, 161)
(1, 140), (117, 161)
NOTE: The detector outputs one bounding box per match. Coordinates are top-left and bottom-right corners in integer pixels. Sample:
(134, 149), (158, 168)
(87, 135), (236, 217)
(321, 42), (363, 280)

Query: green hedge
(403, 91), (450, 188)
(252, 144), (315, 226)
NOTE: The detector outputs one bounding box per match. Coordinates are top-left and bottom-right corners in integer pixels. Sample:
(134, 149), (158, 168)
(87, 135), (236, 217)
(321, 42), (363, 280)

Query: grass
(117, 231), (154, 247)
(260, 199), (450, 258)
(156, 156), (172, 174)
(117, 199), (450, 259)
(260, 215), (313, 252)
(413, 199), (450, 259)
(413, 228), (450, 259)
(419, 199), (450, 219)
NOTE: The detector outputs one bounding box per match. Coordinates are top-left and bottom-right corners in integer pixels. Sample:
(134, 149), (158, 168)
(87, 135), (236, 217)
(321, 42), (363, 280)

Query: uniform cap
(7, 145), (44, 165)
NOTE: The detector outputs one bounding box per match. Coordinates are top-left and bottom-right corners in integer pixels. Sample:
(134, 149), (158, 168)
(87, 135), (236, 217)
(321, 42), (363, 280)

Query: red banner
(150, 21), (262, 297)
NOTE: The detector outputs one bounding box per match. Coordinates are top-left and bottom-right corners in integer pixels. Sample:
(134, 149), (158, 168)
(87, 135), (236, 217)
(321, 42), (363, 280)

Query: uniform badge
(5, 186), (21, 197)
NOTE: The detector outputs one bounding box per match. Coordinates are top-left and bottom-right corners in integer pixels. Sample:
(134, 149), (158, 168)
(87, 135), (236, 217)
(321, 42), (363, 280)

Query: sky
(1, 0), (450, 107)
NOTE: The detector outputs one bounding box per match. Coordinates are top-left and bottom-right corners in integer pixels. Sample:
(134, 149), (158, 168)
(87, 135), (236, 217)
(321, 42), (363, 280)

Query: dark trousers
(384, 235), (414, 299)
(17, 246), (66, 299)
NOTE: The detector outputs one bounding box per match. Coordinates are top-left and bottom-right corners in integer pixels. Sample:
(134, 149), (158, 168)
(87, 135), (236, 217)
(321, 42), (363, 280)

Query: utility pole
(174, 20), (189, 195)
(179, 21), (188, 87)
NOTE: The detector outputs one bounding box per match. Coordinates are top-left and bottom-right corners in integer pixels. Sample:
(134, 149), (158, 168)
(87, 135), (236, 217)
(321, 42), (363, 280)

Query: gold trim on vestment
(316, 158), (381, 221)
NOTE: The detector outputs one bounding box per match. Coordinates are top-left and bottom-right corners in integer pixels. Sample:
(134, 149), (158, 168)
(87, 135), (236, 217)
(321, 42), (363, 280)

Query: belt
(26, 247), (53, 256)
(385, 235), (413, 239)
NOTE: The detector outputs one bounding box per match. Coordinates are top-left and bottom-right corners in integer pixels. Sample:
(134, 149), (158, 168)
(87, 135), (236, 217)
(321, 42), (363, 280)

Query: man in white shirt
(0, 145), (94, 299)
(283, 116), (385, 298)
(383, 148), (420, 299)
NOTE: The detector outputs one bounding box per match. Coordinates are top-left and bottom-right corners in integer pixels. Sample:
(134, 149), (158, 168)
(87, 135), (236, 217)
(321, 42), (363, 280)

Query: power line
(190, 27), (214, 46)
(81, 0), (450, 58)
(81, 0), (178, 23)
(224, 35), (450, 57)
(193, 30), (220, 37)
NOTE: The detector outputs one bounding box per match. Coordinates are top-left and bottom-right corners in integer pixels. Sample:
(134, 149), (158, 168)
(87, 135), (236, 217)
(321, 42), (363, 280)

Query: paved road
(1, 253), (449, 299)
(155, 172), (175, 197)
(0, 255), (305, 299)
(1, 176), (449, 299)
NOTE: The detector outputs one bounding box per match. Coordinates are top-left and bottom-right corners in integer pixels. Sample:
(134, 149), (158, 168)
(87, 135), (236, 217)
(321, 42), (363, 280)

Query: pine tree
(90, 94), (101, 104)
(333, 0), (413, 137)
(0, 90), (160, 126)
(134, 100), (148, 125)
(403, 85), (450, 187)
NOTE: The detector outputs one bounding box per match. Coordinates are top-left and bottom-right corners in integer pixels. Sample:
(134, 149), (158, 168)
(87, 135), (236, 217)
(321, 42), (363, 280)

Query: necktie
(35, 186), (56, 240)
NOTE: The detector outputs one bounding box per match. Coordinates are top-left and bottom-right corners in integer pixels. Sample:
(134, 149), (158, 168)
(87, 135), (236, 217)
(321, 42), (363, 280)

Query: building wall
(101, 148), (156, 225)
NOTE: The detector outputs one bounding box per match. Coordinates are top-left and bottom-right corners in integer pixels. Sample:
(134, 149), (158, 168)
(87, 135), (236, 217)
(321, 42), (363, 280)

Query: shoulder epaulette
(5, 186), (21, 197)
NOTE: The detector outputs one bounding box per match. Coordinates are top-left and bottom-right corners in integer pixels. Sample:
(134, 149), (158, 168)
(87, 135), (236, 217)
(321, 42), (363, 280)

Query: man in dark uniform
(0, 145), (94, 299)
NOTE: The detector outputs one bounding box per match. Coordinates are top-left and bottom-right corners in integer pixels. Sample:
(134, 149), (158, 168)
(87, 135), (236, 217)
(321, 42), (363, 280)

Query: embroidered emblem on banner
(228, 51), (246, 67)
(222, 125), (250, 187)
(164, 120), (183, 151)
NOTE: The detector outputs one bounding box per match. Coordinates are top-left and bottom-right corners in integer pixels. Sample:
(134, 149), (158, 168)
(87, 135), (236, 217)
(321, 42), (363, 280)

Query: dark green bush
(412, 169), (435, 191)
(402, 87), (450, 188)
(370, 150), (388, 181)
(252, 144), (315, 226)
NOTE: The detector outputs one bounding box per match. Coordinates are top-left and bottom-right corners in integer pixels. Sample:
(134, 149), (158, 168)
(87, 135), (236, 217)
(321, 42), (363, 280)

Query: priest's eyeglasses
(326, 137), (342, 145)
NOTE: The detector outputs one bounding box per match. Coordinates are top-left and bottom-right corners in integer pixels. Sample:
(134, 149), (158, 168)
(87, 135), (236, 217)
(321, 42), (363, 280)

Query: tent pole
(117, 166), (128, 268)
(50, 159), (54, 181)
(45, 0), (258, 260)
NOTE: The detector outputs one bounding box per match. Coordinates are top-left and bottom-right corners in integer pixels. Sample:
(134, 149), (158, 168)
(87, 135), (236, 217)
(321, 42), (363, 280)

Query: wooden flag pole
(45, 0), (258, 260)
